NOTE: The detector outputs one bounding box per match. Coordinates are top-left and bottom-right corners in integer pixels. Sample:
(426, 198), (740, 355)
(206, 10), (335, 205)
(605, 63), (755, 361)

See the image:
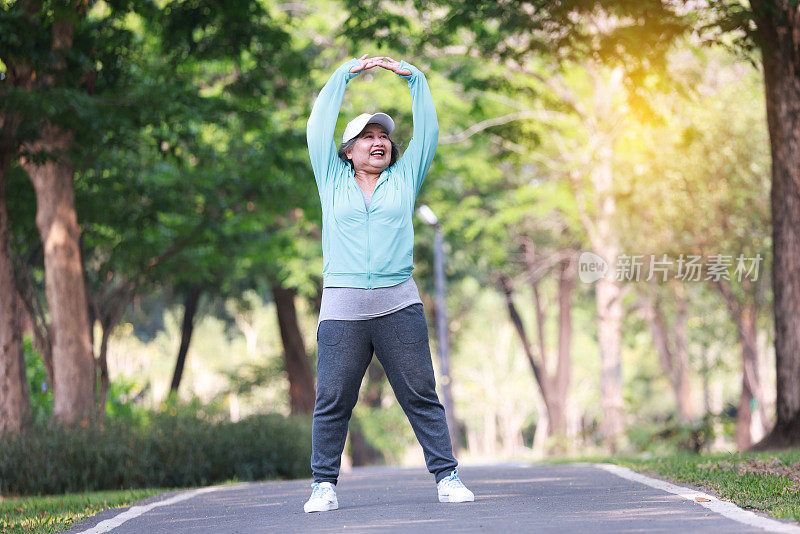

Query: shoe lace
(440, 469), (465, 488)
(311, 482), (331, 498)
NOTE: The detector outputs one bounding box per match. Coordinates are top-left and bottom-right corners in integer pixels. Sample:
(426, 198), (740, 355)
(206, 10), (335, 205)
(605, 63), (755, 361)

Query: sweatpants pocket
(390, 304), (428, 345)
(317, 320), (345, 346)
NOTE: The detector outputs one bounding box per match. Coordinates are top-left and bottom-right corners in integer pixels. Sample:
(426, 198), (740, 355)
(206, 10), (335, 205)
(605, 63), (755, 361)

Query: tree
(168, 285), (203, 396)
(746, 0), (800, 448)
(638, 280), (694, 422)
(498, 250), (576, 450)
(271, 281), (315, 414)
(3, 1), (100, 424)
(2, 0), (318, 427)
(0, 116), (30, 434)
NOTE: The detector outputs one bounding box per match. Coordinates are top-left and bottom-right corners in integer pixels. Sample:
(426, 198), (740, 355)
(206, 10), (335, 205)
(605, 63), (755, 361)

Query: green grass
(554, 448), (800, 523)
(1, 487), (170, 534)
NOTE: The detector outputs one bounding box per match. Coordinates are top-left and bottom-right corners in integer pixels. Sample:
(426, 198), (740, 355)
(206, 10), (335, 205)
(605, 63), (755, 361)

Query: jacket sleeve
(307, 58), (361, 193)
(395, 61), (439, 198)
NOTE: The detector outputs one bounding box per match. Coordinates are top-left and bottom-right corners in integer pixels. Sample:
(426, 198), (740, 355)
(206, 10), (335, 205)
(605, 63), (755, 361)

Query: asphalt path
(64, 463), (800, 533)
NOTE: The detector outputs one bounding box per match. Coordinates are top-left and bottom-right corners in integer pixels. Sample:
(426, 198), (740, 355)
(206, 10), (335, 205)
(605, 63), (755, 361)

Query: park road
(65, 463), (800, 533)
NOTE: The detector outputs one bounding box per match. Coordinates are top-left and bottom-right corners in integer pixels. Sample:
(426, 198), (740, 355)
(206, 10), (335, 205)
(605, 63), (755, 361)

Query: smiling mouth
(370, 149), (385, 157)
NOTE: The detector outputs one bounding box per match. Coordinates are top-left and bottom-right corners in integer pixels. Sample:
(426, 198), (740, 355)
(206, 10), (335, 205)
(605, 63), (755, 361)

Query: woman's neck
(353, 169), (381, 194)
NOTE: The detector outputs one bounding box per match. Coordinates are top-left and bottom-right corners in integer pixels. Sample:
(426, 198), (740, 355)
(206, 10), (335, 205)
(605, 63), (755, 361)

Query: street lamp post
(416, 205), (459, 455)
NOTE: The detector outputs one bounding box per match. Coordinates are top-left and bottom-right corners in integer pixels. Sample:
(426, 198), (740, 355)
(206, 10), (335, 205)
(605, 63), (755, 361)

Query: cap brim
(343, 112), (395, 144)
(365, 113), (394, 135)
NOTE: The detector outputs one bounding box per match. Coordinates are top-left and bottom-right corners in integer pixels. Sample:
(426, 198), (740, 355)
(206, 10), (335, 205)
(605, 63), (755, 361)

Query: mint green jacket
(307, 58), (438, 288)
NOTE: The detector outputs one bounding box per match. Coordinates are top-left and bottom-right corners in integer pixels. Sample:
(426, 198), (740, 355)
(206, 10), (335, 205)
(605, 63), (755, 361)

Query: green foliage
(5, 0), (324, 386)
(342, 0), (694, 117)
(102, 375), (151, 428)
(350, 402), (416, 465)
(625, 414), (730, 455)
(23, 337), (153, 427)
(0, 408), (311, 496)
(23, 338), (52, 426)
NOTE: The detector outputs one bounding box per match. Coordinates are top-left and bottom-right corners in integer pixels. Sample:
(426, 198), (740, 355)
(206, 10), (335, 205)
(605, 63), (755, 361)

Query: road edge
(592, 462), (800, 533)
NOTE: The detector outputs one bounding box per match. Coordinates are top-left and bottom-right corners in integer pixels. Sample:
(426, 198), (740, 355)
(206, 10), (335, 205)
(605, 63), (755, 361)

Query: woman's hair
(338, 135), (400, 169)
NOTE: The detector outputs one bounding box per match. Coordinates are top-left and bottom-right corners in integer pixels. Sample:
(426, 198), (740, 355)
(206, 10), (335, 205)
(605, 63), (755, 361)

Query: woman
(303, 54), (474, 513)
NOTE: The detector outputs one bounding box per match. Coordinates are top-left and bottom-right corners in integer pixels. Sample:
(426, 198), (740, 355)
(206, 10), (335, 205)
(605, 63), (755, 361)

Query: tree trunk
(591, 136), (625, 450)
(169, 284), (202, 395)
(595, 274), (624, 451)
(551, 257), (574, 445)
(499, 275), (552, 406)
(715, 278), (770, 446)
(0, 117), (31, 435)
(750, 0), (800, 450)
(518, 237), (574, 449)
(531, 279), (548, 374)
(672, 283), (693, 421)
(271, 282), (315, 414)
(641, 282), (694, 421)
(95, 310), (123, 421)
(739, 302), (769, 447)
(96, 320), (111, 419)
(89, 277), (136, 420)
(572, 66), (627, 451)
(735, 376), (754, 450)
(499, 272), (575, 455)
(311, 277), (323, 317)
(20, 123), (94, 425)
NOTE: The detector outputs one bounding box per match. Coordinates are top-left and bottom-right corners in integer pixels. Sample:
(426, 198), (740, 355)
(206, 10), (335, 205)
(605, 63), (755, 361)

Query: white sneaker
(437, 469), (475, 503)
(304, 481), (338, 513)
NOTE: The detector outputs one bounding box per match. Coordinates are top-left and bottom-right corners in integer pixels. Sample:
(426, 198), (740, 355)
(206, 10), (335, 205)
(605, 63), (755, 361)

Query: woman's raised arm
(306, 55), (383, 193)
(378, 58), (439, 198)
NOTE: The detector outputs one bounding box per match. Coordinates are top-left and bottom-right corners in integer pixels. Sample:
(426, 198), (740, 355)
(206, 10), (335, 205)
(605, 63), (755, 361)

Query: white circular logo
(578, 251), (609, 283)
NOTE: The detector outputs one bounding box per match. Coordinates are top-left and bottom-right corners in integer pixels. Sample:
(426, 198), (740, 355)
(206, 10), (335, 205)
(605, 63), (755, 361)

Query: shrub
(626, 413), (728, 455)
(0, 411), (311, 496)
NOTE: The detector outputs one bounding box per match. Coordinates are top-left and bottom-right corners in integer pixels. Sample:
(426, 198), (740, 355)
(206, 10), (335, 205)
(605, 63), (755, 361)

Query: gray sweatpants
(311, 303), (458, 484)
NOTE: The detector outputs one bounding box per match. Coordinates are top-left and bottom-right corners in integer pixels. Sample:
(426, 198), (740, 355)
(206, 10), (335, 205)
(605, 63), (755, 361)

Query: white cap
(342, 112), (395, 144)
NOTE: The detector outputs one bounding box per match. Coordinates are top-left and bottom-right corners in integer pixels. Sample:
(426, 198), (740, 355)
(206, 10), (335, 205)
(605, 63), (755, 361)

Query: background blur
(2, 0), (794, 484)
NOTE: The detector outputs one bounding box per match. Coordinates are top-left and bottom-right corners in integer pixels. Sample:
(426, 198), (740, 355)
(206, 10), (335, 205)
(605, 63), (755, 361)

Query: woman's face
(346, 123), (391, 174)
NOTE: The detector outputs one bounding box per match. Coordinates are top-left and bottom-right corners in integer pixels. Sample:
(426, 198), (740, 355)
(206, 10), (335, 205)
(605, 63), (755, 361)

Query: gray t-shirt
(318, 275), (423, 325)
(317, 187), (423, 325)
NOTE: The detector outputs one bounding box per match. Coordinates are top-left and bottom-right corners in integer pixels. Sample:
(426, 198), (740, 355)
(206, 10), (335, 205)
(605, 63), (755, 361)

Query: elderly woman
(303, 54), (474, 513)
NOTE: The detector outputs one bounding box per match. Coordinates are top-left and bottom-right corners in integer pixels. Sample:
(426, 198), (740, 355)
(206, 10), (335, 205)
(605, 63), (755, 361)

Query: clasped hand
(349, 54), (412, 76)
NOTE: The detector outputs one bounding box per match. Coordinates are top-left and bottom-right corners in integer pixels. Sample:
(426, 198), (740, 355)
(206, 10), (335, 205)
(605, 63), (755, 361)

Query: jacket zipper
(366, 208), (371, 288)
(363, 174), (388, 290)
